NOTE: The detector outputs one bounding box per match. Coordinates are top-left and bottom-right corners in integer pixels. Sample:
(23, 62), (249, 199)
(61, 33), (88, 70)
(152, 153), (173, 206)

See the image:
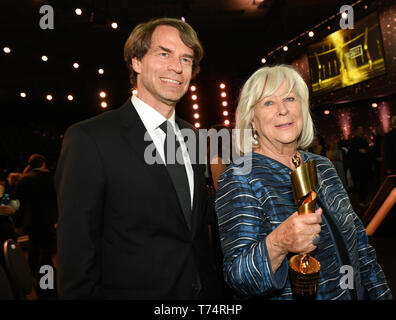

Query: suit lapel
(118, 100), (160, 163)
(118, 100), (192, 233)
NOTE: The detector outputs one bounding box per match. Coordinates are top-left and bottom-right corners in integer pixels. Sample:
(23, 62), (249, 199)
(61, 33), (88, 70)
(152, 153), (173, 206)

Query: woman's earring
(253, 130), (259, 146)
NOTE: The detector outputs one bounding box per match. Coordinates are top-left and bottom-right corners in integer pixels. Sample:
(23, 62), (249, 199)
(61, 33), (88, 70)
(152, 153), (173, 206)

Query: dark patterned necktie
(159, 121), (192, 229)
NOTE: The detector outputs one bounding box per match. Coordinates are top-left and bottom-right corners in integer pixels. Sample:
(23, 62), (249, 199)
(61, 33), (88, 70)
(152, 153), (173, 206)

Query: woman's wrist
(266, 231), (288, 273)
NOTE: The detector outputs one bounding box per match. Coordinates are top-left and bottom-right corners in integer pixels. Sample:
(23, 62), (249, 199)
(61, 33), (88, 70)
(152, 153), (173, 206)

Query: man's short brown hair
(123, 17), (204, 89)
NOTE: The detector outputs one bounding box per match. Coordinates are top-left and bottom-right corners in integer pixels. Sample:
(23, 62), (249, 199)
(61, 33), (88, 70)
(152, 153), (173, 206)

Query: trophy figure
(288, 154), (320, 299)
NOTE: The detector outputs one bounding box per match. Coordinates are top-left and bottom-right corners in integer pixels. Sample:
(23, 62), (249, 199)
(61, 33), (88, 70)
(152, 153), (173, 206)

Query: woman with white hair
(215, 65), (392, 300)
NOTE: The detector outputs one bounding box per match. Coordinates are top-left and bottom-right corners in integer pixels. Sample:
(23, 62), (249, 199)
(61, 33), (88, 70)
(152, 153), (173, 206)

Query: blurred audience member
(326, 141), (347, 189)
(0, 180), (18, 268)
(368, 126), (383, 187)
(16, 154), (58, 281)
(7, 172), (22, 197)
(384, 115), (396, 176)
(309, 134), (328, 156)
(208, 125), (233, 191)
(339, 138), (354, 189)
(349, 126), (372, 207)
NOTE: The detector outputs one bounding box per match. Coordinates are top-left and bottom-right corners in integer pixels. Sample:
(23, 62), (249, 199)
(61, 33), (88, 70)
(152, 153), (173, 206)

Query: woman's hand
(266, 208), (322, 272)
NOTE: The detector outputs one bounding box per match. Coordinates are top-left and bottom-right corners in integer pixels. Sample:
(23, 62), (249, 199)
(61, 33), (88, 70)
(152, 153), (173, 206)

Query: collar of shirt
(131, 95), (194, 208)
(131, 95), (176, 132)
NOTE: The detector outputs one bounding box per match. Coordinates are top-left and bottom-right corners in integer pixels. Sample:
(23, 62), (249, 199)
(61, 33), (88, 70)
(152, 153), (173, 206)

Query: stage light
(324, 110), (330, 115)
(191, 94), (197, 100)
(181, 17), (186, 22)
(223, 110), (229, 116)
(193, 113), (199, 119)
(111, 22), (118, 29)
(341, 12), (348, 19)
(98, 68), (104, 74)
(224, 119), (230, 126)
(372, 103), (378, 108)
(67, 94), (74, 101)
(132, 89), (138, 95)
(194, 122), (200, 128)
(308, 31), (314, 37)
(261, 58), (266, 64)
(3, 47), (11, 54)
(20, 92), (26, 98)
(219, 83), (226, 89)
(75, 8), (82, 15)
(222, 101), (228, 107)
(101, 101), (107, 108)
(46, 94), (53, 101)
(221, 92), (227, 98)
(192, 104), (198, 110)
(73, 62), (79, 69)
(99, 91), (106, 98)
(42, 55), (48, 62)
(283, 46), (288, 52)
(190, 85), (196, 91)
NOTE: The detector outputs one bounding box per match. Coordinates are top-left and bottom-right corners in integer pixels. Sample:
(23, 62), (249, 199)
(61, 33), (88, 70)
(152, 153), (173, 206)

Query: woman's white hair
(235, 64), (315, 154)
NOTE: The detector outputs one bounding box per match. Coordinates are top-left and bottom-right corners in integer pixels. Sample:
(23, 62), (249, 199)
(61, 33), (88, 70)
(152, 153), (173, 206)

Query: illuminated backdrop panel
(308, 11), (386, 96)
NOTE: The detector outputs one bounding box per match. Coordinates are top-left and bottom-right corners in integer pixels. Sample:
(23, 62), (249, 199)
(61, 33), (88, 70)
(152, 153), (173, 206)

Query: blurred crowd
(0, 153), (58, 299)
(308, 116), (396, 211)
(0, 115), (395, 299)
(206, 117), (396, 214)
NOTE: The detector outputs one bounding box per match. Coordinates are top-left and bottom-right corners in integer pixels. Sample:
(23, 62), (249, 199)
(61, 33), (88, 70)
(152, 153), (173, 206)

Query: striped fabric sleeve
(215, 166), (288, 297)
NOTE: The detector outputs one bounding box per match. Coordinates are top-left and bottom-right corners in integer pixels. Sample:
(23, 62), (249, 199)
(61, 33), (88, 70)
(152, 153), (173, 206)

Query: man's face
(132, 25), (194, 108)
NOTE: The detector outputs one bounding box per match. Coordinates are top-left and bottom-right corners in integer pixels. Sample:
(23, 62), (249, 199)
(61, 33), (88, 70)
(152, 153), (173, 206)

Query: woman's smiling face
(252, 80), (303, 152)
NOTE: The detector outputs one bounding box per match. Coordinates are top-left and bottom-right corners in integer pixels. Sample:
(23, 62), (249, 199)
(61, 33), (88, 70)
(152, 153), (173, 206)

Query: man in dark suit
(55, 18), (225, 299)
(349, 125), (372, 206)
(16, 154), (58, 280)
(384, 115), (396, 175)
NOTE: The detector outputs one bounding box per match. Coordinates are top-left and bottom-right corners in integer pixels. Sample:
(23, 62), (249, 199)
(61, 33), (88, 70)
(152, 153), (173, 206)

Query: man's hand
(0, 205), (16, 216)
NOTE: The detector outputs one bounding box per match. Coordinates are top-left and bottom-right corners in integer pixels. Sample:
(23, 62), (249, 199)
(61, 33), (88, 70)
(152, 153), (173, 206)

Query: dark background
(1, 0), (396, 299)
(1, 0), (395, 171)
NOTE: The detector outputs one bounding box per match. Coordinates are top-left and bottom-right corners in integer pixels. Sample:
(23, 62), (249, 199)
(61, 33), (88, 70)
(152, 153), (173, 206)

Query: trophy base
(289, 254), (320, 299)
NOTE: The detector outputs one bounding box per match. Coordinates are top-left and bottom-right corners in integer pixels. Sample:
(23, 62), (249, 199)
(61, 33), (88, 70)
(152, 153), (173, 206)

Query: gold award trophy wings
(288, 154), (320, 299)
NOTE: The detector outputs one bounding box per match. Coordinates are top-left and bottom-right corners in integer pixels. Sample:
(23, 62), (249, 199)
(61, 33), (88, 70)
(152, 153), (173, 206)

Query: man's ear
(131, 57), (141, 74)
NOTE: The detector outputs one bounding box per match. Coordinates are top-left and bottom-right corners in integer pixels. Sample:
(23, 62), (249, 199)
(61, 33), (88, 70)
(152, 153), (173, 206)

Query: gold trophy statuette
(288, 154), (320, 299)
